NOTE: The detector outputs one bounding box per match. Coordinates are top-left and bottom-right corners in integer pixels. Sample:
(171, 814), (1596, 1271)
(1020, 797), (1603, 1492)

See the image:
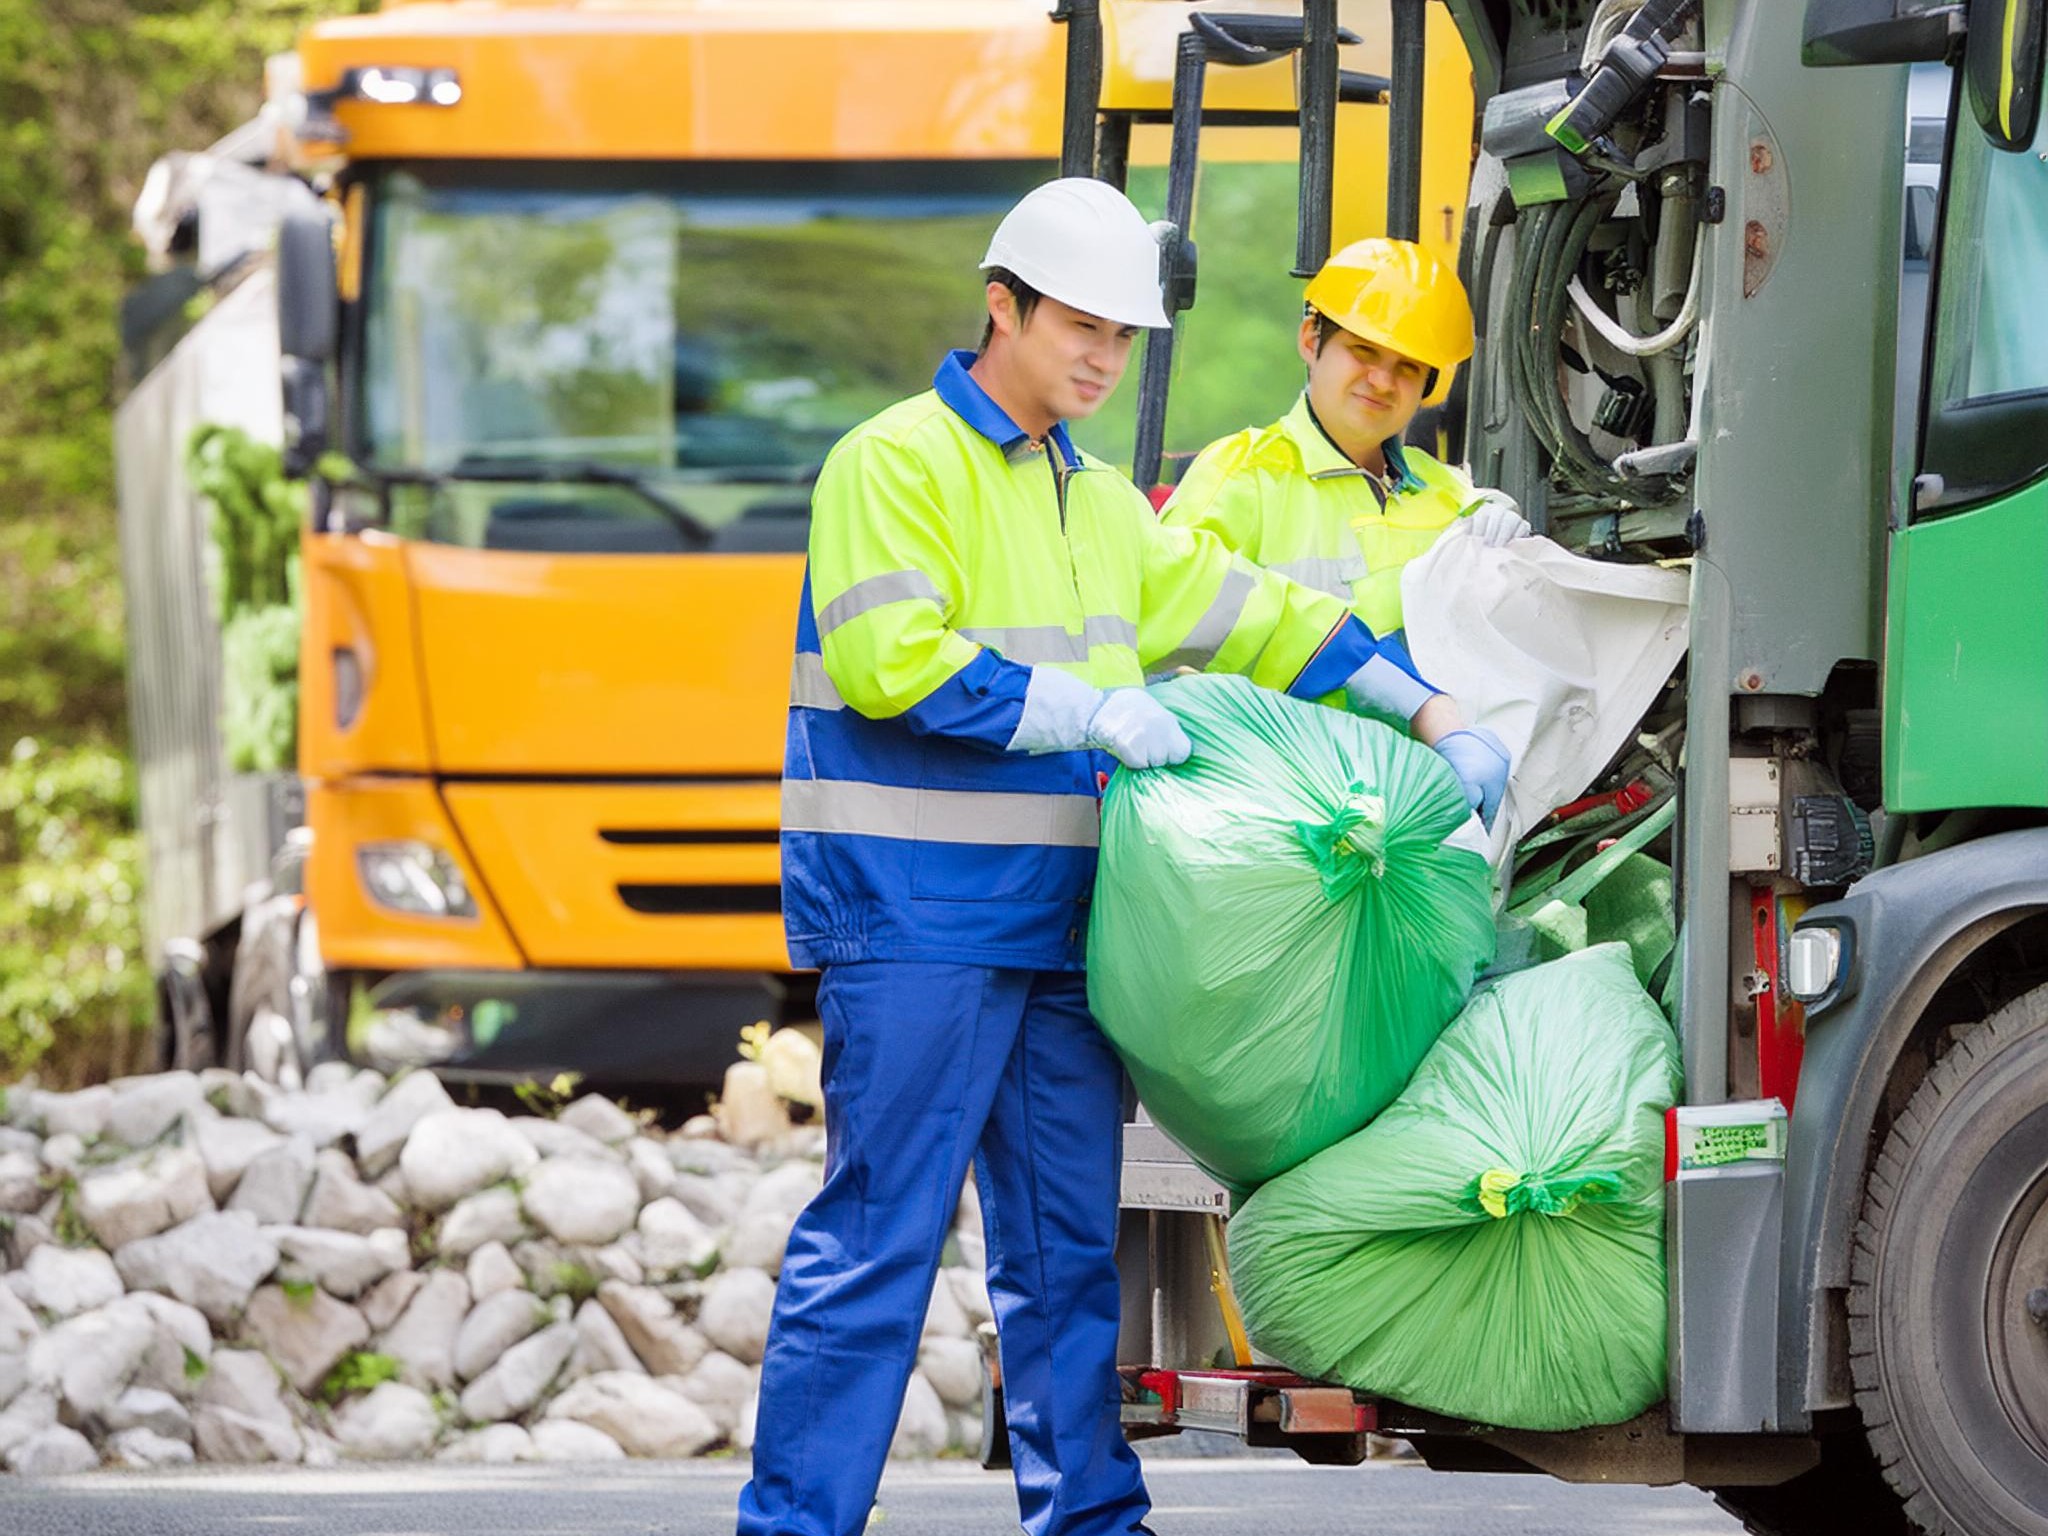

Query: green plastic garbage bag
(1227, 943), (1682, 1431)
(1088, 673), (1495, 1190)
(1500, 796), (1677, 993)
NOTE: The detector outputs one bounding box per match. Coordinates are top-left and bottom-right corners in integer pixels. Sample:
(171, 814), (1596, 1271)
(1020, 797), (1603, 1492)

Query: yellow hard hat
(1302, 238), (1474, 378)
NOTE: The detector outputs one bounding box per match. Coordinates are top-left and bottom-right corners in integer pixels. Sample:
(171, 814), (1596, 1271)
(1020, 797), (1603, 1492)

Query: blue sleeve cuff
(1288, 618), (1380, 700)
(899, 647), (1033, 751)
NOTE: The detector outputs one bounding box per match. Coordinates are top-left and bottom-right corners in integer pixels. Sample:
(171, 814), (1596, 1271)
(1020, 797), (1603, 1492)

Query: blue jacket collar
(934, 350), (1079, 469)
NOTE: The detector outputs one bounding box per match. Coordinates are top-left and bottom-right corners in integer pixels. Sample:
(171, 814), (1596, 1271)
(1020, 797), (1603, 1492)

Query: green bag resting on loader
(1087, 674), (1496, 1190)
(1226, 944), (1682, 1431)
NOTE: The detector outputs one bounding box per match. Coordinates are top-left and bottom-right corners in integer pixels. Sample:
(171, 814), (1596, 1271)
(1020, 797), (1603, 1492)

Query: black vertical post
(1131, 32), (1208, 494)
(1095, 113), (1132, 191)
(1056, 0), (1103, 179)
(1293, 0), (1339, 277)
(1386, 0), (1427, 242)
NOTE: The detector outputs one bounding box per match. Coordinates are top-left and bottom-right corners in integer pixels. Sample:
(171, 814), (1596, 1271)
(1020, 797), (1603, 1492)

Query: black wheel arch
(1781, 825), (2048, 1429)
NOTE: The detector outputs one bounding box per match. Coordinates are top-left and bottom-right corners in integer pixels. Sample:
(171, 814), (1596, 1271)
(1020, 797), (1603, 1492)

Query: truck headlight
(1785, 925), (1842, 1003)
(356, 841), (477, 919)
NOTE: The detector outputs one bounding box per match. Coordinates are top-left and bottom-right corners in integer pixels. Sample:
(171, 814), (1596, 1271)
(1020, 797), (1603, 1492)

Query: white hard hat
(980, 178), (1173, 331)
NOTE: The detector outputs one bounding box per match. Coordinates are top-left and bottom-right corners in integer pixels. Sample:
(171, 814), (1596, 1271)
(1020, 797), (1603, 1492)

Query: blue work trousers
(736, 962), (1150, 1536)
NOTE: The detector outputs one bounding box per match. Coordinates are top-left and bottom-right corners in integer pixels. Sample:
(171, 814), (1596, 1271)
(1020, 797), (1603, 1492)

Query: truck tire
(227, 898), (335, 1088)
(1850, 984), (2048, 1535)
(976, 1321), (1011, 1471)
(159, 964), (218, 1073)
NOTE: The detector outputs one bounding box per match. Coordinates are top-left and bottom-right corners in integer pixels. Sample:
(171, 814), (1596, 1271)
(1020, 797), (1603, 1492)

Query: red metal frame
(1750, 886), (1807, 1109)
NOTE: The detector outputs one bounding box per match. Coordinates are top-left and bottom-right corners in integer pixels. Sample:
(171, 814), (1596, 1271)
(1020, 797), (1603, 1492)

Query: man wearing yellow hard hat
(1162, 237), (1529, 660)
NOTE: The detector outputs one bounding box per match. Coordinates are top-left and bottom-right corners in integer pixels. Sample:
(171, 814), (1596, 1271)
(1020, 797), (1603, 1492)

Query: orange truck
(113, 0), (1473, 1092)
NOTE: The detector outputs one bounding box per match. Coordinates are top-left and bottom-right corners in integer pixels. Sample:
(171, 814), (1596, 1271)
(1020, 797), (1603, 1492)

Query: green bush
(190, 423), (306, 771)
(187, 423), (304, 621)
(0, 740), (152, 1082)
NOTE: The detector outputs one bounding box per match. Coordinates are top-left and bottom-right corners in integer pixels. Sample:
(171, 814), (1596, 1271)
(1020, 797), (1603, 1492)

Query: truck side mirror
(1963, 0), (2043, 150)
(276, 212), (338, 479)
(1802, 0), (1961, 66)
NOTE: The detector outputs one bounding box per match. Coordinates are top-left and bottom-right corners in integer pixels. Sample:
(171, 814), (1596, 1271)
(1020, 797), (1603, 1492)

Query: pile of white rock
(0, 1064), (989, 1474)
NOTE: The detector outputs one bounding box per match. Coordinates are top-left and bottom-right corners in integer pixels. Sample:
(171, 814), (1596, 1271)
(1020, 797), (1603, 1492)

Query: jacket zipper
(1310, 462), (1395, 511)
(1050, 454), (1087, 623)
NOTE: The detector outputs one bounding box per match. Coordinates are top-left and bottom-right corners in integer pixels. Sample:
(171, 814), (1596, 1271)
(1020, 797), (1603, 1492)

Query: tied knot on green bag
(1460, 1165), (1626, 1220)
(1295, 786), (1388, 899)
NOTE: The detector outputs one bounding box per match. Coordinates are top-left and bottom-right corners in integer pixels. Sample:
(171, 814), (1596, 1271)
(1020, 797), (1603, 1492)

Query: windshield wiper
(444, 456), (716, 546)
(678, 464), (822, 487)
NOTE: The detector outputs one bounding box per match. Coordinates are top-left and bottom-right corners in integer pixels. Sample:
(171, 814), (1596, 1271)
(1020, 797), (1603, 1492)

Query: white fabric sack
(1401, 534), (1690, 868)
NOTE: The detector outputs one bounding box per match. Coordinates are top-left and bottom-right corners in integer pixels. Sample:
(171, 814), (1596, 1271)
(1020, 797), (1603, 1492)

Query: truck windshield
(360, 157), (1315, 552)
(360, 163), (1049, 552)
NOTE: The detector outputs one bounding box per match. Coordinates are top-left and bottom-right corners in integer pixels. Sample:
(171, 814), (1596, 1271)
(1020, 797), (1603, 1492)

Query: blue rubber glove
(1434, 726), (1512, 829)
(1009, 667), (1190, 770)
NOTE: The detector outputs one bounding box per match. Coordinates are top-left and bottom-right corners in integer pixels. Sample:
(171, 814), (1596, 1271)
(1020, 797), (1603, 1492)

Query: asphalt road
(0, 1456), (1747, 1536)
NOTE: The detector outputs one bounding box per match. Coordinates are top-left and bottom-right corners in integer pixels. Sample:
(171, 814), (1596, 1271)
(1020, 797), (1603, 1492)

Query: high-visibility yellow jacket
(1162, 393), (1477, 638)
(783, 352), (1398, 971)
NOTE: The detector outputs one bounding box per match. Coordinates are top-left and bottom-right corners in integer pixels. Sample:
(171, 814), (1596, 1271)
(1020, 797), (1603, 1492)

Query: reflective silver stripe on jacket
(789, 653), (845, 711)
(815, 570), (947, 636)
(1083, 614), (1140, 650)
(1151, 563), (1258, 672)
(957, 615), (1140, 664)
(1271, 554), (1368, 600)
(782, 779), (1101, 848)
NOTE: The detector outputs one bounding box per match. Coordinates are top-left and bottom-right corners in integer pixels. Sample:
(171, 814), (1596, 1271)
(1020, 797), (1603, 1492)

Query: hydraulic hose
(1568, 225), (1704, 356)
(1511, 203), (1582, 485)
(1542, 197), (1633, 494)
(1507, 193), (1680, 506)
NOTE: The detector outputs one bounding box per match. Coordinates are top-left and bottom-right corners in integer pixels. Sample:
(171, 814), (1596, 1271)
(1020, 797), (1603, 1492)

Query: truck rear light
(356, 840), (477, 919)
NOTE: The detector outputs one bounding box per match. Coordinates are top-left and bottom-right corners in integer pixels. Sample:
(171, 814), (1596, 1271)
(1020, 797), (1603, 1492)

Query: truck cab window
(1931, 122), (2048, 404)
(1918, 49), (2048, 515)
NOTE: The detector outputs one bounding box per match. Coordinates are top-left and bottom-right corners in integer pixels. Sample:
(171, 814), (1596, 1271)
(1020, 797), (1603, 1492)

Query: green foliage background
(189, 425), (305, 773)
(0, 0), (373, 1085)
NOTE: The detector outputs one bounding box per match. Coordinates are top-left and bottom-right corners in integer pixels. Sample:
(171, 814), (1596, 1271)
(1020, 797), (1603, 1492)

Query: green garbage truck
(1006, 2), (2048, 1533)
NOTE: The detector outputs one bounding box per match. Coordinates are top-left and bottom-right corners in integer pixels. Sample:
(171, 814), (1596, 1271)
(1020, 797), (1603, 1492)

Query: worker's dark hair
(979, 267), (1042, 354)
(1305, 305), (1437, 395)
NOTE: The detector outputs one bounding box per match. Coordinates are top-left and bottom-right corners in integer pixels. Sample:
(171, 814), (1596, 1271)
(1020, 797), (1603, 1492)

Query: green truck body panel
(1885, 481), (2048, 810)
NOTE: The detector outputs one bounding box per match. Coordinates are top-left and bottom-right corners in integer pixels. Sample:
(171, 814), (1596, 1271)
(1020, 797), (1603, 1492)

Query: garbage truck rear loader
(1031, 3), (2048, 1533)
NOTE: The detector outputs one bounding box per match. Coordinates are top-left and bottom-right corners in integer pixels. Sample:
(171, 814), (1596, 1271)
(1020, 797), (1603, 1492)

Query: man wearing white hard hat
(742, 179), (1503, 1536)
